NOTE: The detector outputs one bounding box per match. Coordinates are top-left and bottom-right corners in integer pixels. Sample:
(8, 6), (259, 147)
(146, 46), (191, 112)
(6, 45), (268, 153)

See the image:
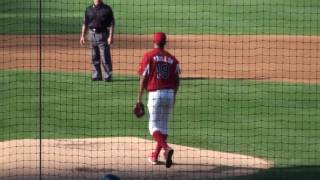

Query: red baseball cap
(153, 32), (167, 45)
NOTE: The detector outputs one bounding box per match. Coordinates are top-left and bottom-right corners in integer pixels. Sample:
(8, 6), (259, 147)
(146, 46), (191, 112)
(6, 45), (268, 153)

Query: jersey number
(156, 63), (169, 80)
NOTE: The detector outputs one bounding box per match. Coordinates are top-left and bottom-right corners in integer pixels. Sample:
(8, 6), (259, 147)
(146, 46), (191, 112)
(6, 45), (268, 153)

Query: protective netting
(0, 0), (320, 179)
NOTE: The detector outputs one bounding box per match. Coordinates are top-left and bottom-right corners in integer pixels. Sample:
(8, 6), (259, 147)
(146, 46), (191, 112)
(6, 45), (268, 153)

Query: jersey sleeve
(107, 6), (115, 27)
(83, 8), (89, 26)
(138, 53), (150, 76)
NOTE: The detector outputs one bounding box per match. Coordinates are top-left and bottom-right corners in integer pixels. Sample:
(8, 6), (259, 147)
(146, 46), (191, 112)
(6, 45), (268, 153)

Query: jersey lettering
(138, 49), (180, 91)
(153, 56), (174, 64)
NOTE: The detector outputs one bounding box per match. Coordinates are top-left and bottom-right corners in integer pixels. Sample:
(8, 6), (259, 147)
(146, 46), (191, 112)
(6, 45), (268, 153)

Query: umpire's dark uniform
(83, 3), (114, 81)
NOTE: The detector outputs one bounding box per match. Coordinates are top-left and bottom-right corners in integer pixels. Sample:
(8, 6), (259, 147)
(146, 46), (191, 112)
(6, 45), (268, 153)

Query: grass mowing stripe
(0, 70), (319, 166)
(0, 0), (319, 35)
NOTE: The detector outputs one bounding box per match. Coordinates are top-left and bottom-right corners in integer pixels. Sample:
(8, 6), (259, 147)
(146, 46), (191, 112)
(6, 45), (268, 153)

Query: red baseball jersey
(138, 48), (180, 92)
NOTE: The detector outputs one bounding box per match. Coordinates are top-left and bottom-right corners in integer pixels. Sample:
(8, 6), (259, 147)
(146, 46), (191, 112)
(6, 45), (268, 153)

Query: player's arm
(80, 24), (88, 39)
(137, 75), (147, 103)
(107, 24), (114, 45)
(137, 54), (149, 103)
(107, 7), (115, 45)
(80, 10), (88, 45)
(173, 63), (181, 103)
(174, 75), (180, 96)
(173, 75), (180, 105)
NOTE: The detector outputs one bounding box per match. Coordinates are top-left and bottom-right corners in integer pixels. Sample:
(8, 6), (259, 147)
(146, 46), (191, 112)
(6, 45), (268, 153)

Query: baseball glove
(133, 102), (145, 118)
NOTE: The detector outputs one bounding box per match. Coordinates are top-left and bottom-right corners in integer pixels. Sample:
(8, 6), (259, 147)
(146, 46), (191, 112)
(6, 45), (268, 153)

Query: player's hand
(107, 36), (113, 45)
(136, 98), (142, 104)
(134, 101), (145, 118)
(80, 36), (86, 46)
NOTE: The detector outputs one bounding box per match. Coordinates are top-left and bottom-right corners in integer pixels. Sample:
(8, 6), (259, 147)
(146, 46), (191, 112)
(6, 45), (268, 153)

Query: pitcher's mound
(0, 137), (272, 179)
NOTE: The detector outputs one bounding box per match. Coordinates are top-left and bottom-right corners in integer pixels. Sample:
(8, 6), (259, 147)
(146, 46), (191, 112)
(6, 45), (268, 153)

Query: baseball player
(80, 0), (114, 82)
(137, 32), (180, 168)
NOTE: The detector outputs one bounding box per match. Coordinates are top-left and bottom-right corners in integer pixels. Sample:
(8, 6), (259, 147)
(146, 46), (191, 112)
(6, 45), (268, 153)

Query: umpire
(80, 0), (115, 82)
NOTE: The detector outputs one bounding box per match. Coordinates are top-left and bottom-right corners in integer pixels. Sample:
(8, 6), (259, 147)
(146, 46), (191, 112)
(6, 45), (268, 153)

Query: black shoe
(92, 77), (102, 81)
(104, 77), (112, 82)
(165, 148), (174, 168)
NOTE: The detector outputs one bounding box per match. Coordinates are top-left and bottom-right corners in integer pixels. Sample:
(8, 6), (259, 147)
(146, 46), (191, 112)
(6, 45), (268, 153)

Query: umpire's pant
(89, 30), (112, 80)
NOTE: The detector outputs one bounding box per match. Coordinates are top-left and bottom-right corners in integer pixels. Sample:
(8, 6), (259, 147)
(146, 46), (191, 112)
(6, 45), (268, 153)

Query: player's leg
(160, 89), (175, 168)
(147, 91), (162, 164)
(149, 90), (173, 136)
(89, 31), (102, 80)
(151, 111), (173, 168)
(99, 33), (112, 81)
(147, 90), (175, 167)
(91, 45), (102, 80)
(149, 141), (161, 165)
(152, 110), (169, 153)
(158, 89), (174, 146)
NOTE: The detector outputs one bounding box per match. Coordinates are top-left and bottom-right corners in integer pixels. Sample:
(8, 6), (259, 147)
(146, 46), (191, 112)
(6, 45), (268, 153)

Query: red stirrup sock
(161, 133), (169, 151)
(152, 131), (162, 157)
(152, 131), (162, 143)
(152, 131), (169, 151)
(154, 142), (162, 158)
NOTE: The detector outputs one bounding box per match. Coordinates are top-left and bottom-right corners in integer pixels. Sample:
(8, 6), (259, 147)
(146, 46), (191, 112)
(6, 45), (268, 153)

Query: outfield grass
(0, 70), (320, 167)
(227, 166), (320, 180)
(0, 0), (319, 35)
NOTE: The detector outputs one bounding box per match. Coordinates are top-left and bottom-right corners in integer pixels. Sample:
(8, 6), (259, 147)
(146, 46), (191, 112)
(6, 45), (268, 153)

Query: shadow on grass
(0, 165), (261, 180)
(226, 166), (320, 180)
(2, 166), (320, 180)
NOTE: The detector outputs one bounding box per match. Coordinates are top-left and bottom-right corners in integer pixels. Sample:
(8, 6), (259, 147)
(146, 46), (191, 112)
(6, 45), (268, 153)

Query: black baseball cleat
(92, 77), (102, 81)
(104, 77), (112, 82)
(164, 148), (174, 168)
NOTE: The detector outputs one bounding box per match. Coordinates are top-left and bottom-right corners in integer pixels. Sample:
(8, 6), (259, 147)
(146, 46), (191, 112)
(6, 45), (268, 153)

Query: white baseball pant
(147, 89), (175, 135)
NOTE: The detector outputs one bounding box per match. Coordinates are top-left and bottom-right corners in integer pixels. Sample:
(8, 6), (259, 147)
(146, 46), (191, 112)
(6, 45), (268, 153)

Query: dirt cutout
(0, 137), (272, 180)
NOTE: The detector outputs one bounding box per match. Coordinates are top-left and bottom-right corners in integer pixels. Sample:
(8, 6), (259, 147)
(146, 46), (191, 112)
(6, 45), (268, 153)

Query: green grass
(0, 0), (319, 35)
(0, 70), (320, 167)
(227, 166), (320, 180)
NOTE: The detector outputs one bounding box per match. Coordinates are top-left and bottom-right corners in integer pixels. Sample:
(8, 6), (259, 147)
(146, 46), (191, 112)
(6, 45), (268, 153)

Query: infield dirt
(0, 137), (272, 179)
(0, 34), (319, 83)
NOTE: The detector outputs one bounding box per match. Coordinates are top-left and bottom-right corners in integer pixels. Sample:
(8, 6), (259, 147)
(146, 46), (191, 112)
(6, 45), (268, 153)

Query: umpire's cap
(153, 32), (167, 46)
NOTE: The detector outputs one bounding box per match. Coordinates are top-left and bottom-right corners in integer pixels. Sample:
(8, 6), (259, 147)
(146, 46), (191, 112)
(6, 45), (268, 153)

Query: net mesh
(0, 0), (319, 179)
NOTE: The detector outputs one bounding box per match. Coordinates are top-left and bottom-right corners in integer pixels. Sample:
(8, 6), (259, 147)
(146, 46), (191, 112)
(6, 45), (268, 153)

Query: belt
(89, 28), (106, 33)
(148, 88), (175, 92)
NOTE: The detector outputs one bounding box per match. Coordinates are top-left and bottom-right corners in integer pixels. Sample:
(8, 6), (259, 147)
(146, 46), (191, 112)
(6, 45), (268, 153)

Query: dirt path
(0, 35), (319, 83)
(0, 137), (272, 180)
